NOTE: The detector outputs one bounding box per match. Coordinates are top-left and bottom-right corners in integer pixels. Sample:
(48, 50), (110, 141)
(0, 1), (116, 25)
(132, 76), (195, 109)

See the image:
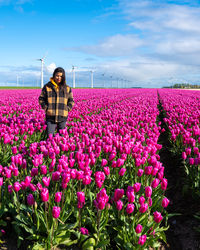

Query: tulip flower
(126, 203), (135, 214)
(162, 197), (170, 208)
(138, 235), (147, 245)
(104, 167), (110, 176)
(80, 227), (89, 235)
(145, 186), (152, 198)
(119, 168), (126, 176)
(133, 183), (141, 192)
(55, 192), (62, 203)
(116, 200), (123, 211)
(52, 206), (61, 219)
(27, 194), (35, 206)
(77, 192), (85, 203)
(13, 182), (21, 192)
(0, 178), (3, 186)
(139, 203), (148, 213)
(41, 188), (49, 202)
(42, 177), (51, 187)
(153, 211), (163, 223)
(161, 178), (168, 190)
(135, 224), (143, 234)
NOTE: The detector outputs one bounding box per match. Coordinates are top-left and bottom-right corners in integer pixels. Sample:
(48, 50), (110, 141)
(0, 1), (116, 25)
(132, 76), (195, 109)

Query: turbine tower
(90, 70), (94, 88)
(37, 54), (46, 89)
(72, 65), (77, 88)
(16, 75), (20, 87)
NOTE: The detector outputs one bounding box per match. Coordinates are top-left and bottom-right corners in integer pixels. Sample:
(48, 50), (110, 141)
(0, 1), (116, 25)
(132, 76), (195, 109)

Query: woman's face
(54, 72), (63, 84)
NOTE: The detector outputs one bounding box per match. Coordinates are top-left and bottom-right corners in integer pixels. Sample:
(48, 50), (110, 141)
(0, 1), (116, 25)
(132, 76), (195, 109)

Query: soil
(158, 99), (200, 250)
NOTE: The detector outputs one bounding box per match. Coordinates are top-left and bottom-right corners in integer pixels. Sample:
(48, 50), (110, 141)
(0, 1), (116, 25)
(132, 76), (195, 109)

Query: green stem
(97, 210), (101, 245)
(45, 202), (49, 231)
(78, 208), (81, 229)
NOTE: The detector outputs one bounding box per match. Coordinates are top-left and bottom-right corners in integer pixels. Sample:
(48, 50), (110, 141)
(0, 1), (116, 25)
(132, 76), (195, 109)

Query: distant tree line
(163, 83), (200, 89)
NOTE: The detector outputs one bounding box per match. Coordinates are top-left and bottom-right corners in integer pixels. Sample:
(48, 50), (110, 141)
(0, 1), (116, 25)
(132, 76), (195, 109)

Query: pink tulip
(31, 168), (38, 177)
(182, 152), (187, 160)
(101, 159), (108, 167)
(29, 183), (37, 192)
(137, 169), (144, 177)
(77, 192), (85, 203)
(127, 191), (135, 203)
(139, 196), (145, 205)
(119, 168), (126, 176)
(138, 235), (147, 245)
(12, 146), (17, 154)
(13, 182), (21, 192)
(8, 185), (13, 194)
(145, 166), (153, 175)
(41, 188), (49, 202)
(0, 177), (3, 186)
(52, 171), (60, 182)
(116, 200), (123, 211)
(55, 192), (62, 203)
(98, 200), (106, 210)
(135, 224), (143, 234)
(42, 177), (51, 187)
(104, 167), (110, 176)
(5, 169), (12, 179)
(116, 158), (124, 168)
(12, 168), (19, 177)
(52, 206), (61, 219)
(80, 227), (89, 235)
(139, 203), (148, 213)
(114, 189), (124, 201)
(145, 186), (152, 198)
(27, 194), (35, 206)
(40, 165), (47, 175)
(82, 175), (91, 185)
(161, 178), (168, 190)
(24, 176), (32, 187)
(153, 211), (163, 223)
(126, 203), (135, 214)
(151, 178), (160, 188)
(70, 169), (77, 179)
(133, 183), (141, 192)
(162, 197), (170, 208)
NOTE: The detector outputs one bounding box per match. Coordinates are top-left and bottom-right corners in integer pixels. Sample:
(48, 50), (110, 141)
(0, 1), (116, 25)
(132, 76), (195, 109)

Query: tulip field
(0, 88), (199, 249)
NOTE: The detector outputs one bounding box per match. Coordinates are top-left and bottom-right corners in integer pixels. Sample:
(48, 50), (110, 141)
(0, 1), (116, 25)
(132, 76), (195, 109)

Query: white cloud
(46, 63), (56, 74)
(65, 34), (144, 57)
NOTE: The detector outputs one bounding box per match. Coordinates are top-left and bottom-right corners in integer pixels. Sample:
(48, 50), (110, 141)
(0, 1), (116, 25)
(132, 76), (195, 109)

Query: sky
(1, 0), (200, 88)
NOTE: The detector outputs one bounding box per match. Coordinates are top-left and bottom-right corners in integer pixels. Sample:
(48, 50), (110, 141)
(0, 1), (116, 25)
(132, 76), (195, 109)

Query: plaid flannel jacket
(39, 81), (74, 123)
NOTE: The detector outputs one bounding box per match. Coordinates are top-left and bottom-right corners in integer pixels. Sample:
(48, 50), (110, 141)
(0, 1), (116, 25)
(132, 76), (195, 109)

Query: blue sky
(1, 0), (200, 88)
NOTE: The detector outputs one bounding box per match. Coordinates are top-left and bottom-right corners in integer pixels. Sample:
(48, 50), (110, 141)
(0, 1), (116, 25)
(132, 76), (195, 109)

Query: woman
(39, 67), (74, 137)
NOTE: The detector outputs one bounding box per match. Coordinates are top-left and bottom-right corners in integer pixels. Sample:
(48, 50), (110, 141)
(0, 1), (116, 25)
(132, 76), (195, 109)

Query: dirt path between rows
(158, 98), (200, 250)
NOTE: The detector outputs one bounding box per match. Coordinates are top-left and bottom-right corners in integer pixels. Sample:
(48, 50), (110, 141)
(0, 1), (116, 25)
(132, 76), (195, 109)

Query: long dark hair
(53, 67), (67, 90)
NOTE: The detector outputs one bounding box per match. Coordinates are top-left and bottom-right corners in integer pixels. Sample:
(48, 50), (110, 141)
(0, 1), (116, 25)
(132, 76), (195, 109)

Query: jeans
(46, 120), (66, 137)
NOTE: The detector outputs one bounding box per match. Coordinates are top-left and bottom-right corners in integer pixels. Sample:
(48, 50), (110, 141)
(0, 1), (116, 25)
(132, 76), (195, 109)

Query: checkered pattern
(39, 82), (74, 122)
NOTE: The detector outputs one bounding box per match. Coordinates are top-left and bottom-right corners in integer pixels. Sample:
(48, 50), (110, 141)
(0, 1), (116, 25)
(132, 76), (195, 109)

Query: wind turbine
(16, 75), (21, 87)
(110, 76), (113, 88)
(37, 54), (47, 89)
(102, 73), (105, 88)
(90, 70), (94, 88)
(72, 65), (77, 88)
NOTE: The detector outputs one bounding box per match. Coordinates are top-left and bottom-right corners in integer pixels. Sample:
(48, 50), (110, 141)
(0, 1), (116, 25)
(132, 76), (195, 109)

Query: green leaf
(124, 242), (134, 250)
(65, 221), (79, 230)
(0, 220), (7, 227)
(60, 239), (78, 246)
(96, 239), (110, 248)
(167, 213), (182, 218)
(82, 237), (96, 250)
(152, 241), (161, 248)
(32, 242), (46, 250)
